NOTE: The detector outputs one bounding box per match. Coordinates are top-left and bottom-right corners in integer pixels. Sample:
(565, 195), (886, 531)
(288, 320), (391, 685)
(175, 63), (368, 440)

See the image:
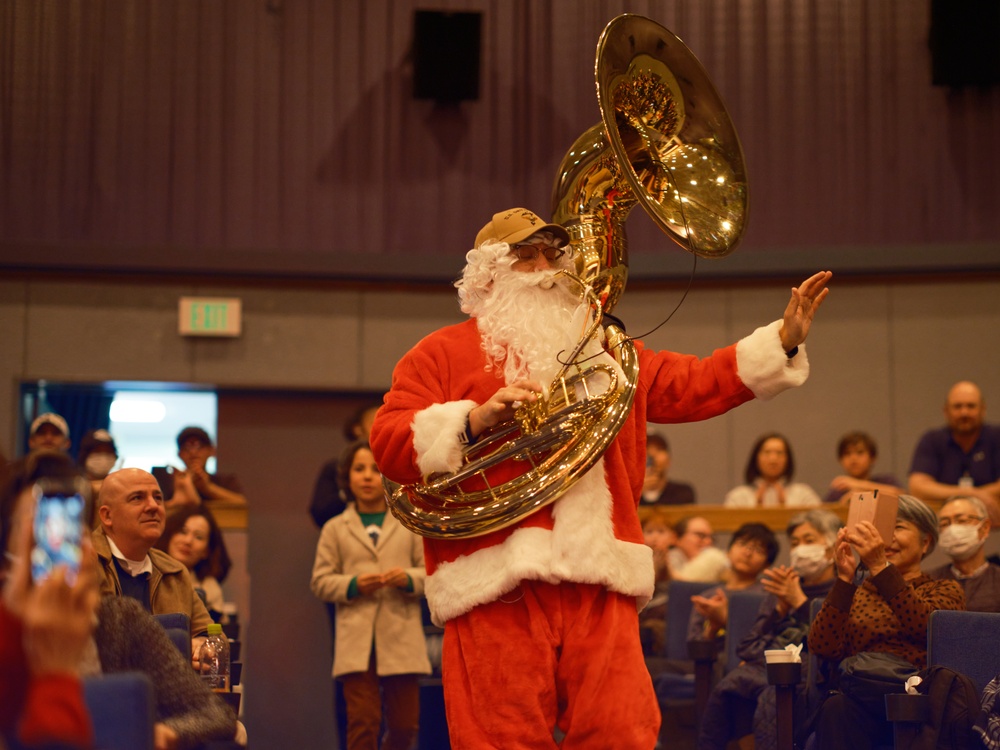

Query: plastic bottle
(198, 623), (230, 692)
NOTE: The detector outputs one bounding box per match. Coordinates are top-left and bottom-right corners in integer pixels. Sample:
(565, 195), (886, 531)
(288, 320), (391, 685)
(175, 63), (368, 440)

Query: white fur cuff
(411, 400), (478, 476)
(735, 320), (809, 401)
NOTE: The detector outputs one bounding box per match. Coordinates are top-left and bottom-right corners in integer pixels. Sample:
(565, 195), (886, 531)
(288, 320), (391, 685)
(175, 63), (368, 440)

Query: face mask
(790, 543), (831, 579)
(939, 523), (985, 562)
(85, 453), (117, 479)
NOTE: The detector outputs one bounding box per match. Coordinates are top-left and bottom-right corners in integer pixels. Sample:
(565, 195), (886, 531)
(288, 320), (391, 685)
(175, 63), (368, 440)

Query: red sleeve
(0, 602), (93, 748)
(637, 340), (754, 425)
(18, 674), (94, 749)
(0, 602), (31, 734)
(372, 321), (491, 485)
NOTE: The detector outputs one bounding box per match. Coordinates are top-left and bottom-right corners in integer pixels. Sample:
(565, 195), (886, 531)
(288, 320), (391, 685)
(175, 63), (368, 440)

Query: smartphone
(30, 481), (88, 585)
(846, 490), (899, 545)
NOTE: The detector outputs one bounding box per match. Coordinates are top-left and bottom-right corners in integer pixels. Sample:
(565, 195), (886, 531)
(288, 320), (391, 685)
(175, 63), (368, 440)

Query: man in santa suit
(370, 207), (832, 749)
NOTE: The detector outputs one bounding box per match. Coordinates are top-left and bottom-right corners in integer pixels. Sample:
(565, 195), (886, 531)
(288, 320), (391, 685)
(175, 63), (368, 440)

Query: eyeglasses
(732, 539), (768, 556)
(510, 243), (568, 262)
(938, 514), (985, 529)
(685, 531), (713, 541)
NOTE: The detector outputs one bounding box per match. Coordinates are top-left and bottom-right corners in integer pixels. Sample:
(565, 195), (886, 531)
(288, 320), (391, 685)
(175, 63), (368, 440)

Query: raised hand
(843, 520), (888, 573)
(778, 271), (832, 351)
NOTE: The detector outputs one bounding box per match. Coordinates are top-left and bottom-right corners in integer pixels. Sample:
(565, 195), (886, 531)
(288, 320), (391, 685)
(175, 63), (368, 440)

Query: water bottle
(198, 623), (230, 692)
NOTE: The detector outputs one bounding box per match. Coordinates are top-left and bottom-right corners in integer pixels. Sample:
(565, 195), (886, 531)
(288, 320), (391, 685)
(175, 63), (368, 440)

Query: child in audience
(688, 523), (778, 642)
(310, 441), (430, 750)
(824, 430), (903, 503)
(696, 509), (841, 750)
(639, 509), (677, 656)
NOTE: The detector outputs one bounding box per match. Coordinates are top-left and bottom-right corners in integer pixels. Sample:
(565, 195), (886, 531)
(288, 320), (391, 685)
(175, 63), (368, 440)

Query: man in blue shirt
(909, 381), (1000, 522)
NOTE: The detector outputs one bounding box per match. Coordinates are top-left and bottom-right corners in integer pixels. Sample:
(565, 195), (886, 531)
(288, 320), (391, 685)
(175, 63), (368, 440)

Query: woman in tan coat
(310, 440), (430, 750)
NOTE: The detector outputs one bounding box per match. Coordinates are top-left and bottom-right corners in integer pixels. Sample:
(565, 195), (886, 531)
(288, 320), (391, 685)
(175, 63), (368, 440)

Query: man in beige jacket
(93, 468), (213, 660)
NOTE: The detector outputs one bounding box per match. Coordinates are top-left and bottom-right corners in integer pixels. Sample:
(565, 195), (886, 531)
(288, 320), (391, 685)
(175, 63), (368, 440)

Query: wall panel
(2, 0), (998, 280)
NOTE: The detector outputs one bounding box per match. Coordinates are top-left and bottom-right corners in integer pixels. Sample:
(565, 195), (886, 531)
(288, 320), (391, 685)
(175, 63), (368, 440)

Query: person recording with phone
(1, 453), (239, 750)
(1, 452), (97, 750)
(807, 494), (965, 750)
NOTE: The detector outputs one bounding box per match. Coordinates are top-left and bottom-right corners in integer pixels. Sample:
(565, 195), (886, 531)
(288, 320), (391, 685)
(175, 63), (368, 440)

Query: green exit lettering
(191, 303), (228, 331)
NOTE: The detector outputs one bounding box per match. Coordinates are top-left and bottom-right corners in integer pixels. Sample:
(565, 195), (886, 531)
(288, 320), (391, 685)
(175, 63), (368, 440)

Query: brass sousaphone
(385, 15), (749, 539)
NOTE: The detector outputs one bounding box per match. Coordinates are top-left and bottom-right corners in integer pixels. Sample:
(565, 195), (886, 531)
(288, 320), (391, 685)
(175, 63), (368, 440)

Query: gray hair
(896, 494), (939, 557)
(941, 495), (989, 521)
(787, 509), (843, 547)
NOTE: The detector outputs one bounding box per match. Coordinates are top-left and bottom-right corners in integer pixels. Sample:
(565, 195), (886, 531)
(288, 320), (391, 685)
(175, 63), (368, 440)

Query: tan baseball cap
(474, 207), (570, 249)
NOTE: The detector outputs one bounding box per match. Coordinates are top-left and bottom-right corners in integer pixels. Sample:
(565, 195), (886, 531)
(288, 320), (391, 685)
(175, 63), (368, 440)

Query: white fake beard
(470, 266), (588, 387)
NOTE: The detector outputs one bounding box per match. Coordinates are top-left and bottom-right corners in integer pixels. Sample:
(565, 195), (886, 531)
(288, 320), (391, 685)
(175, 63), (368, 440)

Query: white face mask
(789, 543), (832, 579)
(939, 523), (985, 562)
(85, 453), (117, 479)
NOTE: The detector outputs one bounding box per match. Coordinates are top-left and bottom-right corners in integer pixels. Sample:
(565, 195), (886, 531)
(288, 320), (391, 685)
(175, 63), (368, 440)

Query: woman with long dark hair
(724, 433), (821, 508)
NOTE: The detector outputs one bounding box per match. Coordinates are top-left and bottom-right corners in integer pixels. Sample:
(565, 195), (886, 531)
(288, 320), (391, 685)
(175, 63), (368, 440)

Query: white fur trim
(735, 320), (809, 401)
(424, 458), (655, 625)
(411, 400), (478, 476)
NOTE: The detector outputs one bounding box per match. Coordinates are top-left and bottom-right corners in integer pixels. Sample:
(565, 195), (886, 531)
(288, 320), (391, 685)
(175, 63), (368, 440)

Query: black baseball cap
(176, 426), (213, 449)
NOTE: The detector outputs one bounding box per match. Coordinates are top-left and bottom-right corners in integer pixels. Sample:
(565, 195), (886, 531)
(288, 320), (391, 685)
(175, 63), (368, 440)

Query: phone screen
(31, 486), (86, 584)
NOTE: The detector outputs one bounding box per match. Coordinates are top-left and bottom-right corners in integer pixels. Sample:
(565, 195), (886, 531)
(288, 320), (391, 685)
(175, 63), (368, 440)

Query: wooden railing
(207, 500), (248, 530)
(637, 497), (943, 533)
(637, 504), (850, 532)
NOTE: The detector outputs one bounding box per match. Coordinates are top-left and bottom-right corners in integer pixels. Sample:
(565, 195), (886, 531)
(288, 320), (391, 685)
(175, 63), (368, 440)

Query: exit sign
(179, 297), (242, 337)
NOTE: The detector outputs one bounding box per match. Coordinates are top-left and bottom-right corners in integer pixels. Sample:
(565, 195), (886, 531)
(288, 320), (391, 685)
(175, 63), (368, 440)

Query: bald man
(92, 468), (213, 656)
(909, 381), (1000, 522)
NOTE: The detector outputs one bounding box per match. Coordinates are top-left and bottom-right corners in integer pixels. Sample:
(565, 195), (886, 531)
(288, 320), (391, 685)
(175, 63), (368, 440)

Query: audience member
(642, 433), (696, 505)
(93, 468), (213, 656)
(309, 402), (382, 529)
(688, 523), (778, 643)
(669, 516), (730, 583)
(0, 453), (96, 750)
(652, 524), (777, 697)
(156, 505), (232, 620)
(928, 495), (1000, 612)
(639, 509), (676, 657)
(824, 431), (903, 503)
(697, 509), (841, 750)
(96, 595), (240, 748)
(156, 426), (247, 510)
(1, 453), (239, 750)
(27, 413), (71, 456)
(310, 441), (430, 750)
(724, 433), (821, 508)
(77, 429), (118, 499)
(309, 401), (382, 750)
(909, 381), (1000, 522)
(808, 494), (964, 750)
